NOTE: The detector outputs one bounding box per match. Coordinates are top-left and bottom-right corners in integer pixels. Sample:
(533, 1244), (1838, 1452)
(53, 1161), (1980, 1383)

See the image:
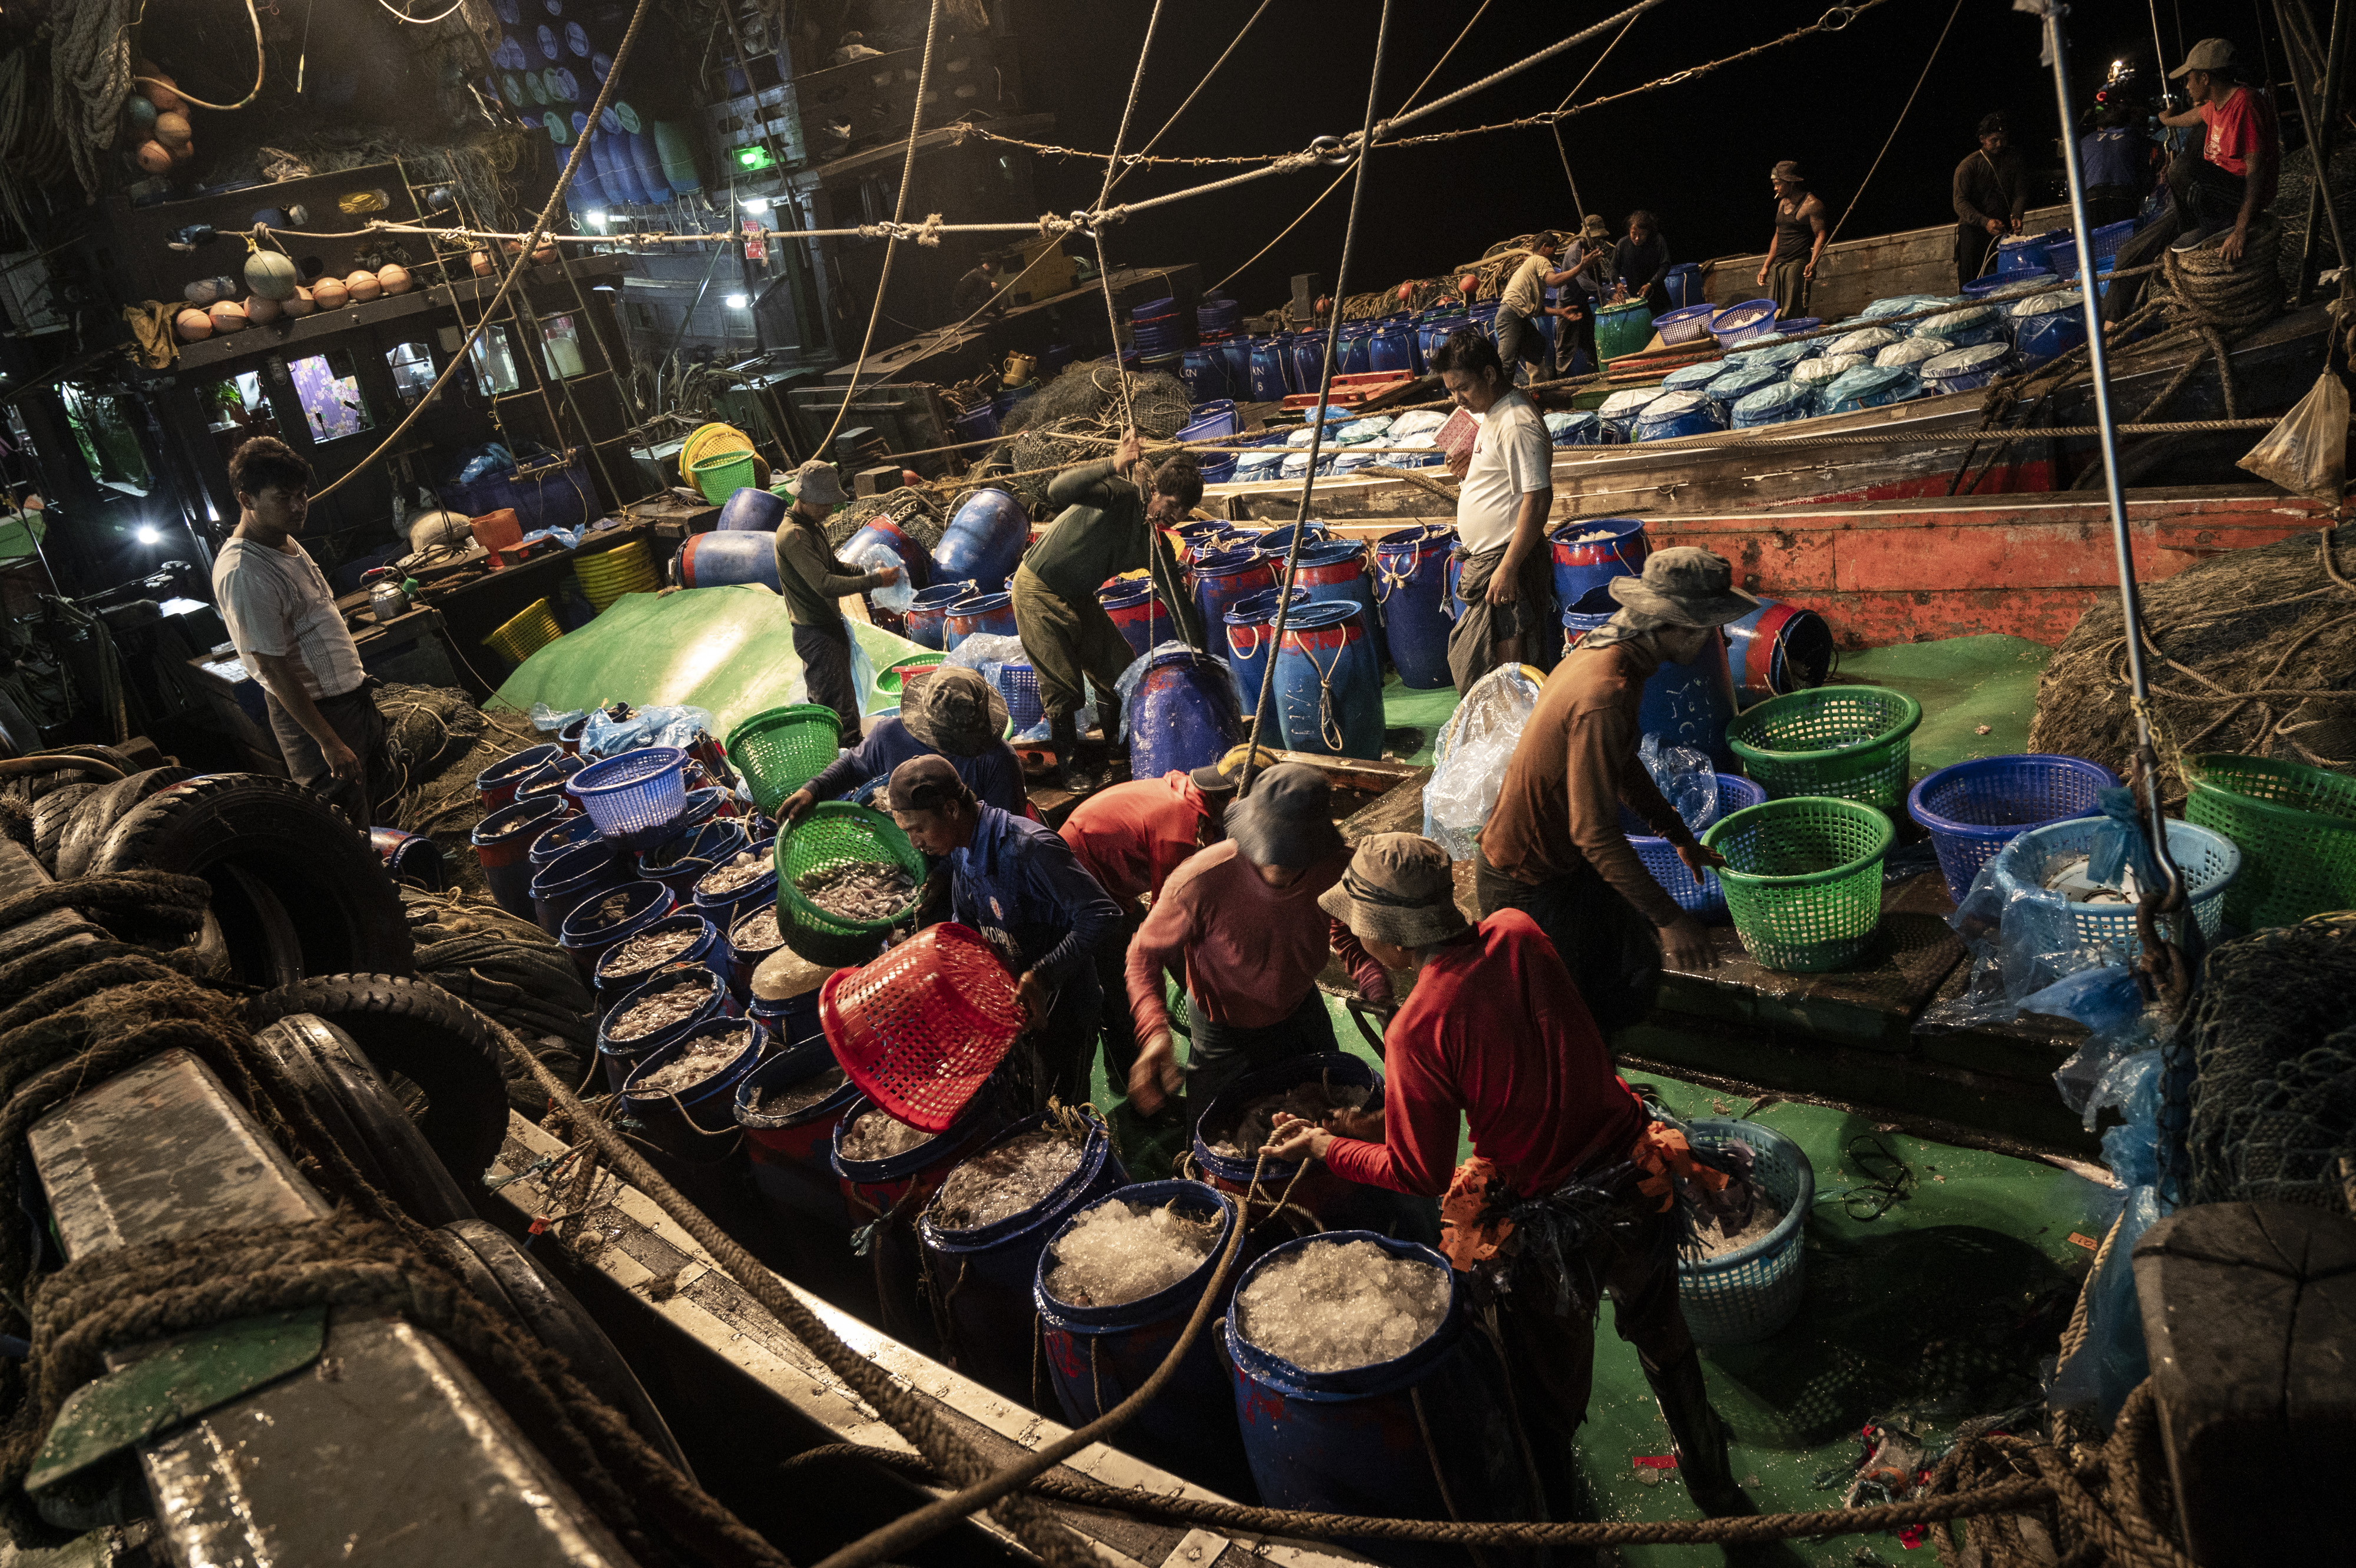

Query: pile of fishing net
(996, 362), (1193, 504)
(2171, 910), (2356, 1210)
(399, 885), (593, 1116)
(385, 686), (544, 897)
(823, 487), (949, 557)
(2027, 521), (2356, 798)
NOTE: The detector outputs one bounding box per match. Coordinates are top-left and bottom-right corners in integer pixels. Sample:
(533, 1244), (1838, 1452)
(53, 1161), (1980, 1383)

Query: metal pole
(2278, 0), (2351, 299)
(2029, 0), (2187, 913)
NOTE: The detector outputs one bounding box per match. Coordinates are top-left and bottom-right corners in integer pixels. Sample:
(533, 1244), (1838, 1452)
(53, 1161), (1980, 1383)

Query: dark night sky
(1010, 0), (2282, 312)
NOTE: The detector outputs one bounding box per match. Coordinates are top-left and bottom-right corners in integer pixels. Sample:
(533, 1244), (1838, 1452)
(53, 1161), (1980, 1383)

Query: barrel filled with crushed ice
(1192, 1053), (1392, 1233)
(621, 1017), (765, 1161)
(1034, 1180), (1255, 1500)
(916, 1112), (1126, 1401)
(1225, 1232), (1535, 1556)
(830, 1096), (1001, 1351)
(735, 1041), (863, 1226)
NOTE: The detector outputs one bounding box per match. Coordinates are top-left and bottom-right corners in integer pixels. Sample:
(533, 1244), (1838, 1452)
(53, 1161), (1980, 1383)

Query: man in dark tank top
(1757, 160), (1828, 319)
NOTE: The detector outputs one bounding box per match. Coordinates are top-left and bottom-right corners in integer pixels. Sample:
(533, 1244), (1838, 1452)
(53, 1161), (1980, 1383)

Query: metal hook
(1818, 5), (1859, 31)
(1310, 134), (1355, 167)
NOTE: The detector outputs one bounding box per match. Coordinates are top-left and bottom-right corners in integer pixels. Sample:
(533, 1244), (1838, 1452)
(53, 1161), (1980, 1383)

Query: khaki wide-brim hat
(1318, 832), (1471, 950)
(902, 663), (1008, 755)
(1607, 545), (1760, 628)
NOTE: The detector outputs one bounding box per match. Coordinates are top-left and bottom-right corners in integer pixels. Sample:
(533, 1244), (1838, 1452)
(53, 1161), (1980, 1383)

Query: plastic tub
(1675, 1119), (1815, 1344)
(1723, 598), (1835, 705)
(623, 1017), (763, 1161)
(737, 1045), (865, 1227)
(1987, 817), (2241, 958)
(1619, 774), (1767, 921)
(529, 838), (630, 937)
(1702, 362), (1783, 421)
(1653, 303), (1717, 345)
(2009, 291), (2089, 366)
(1596, 388), (1662, 442)
(516, 753), (589, 815)
(1727, 684), (1922, 821)
(558, 878), (679, 985)
(1663, 359), (1730, 394)
(726, 900), (789, 1004)
(471, 794), (567, 918)
(690, 833), (779, 938)
(726, 705), (843, 815)
(943, 591), (1017, 647)
(529, 813), (603, 870)
(1920, 343), (2016, 396)
(1633, 389), (1726, 443)
(1593, 300), (1655, 360)
(476, 743), (564, 811)
(1705, 798), (1895, 972)
(1907, 753), (2119, 902)
(1178, 400), (1241, 442)
(1191, 1053), (1391, 1232)
(635, 817), (751, 901)
(2183, 753), (2356, 929)
(596, 960), (730, 1090)
(593, 912), (727, 1013)
(1730, 381), (1817, 428)
(1821, 363), (1922, 414)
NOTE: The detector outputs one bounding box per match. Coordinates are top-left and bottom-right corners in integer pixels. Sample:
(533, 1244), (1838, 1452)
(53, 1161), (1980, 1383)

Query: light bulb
(726, 293), (749, 308)
(740, 197), (770, 214)
(135, 526), (161, 544)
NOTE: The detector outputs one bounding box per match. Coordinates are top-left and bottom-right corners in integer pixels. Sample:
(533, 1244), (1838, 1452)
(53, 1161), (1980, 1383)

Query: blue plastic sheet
(582, 704), (716, 757)
(1639, 733), (1720, 835)
(2047, 1184), (2159, 1423)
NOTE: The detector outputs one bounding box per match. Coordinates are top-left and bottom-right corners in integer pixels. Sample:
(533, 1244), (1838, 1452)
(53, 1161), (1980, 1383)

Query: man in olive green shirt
(773, 459), (899, 739)
(1012, 429), (1200, 789)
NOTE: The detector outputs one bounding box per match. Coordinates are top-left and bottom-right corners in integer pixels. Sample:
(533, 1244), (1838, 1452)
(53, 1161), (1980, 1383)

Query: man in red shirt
(2159, 37), (2278, 265)
(1269, 833), (1748, 1531)
(1059, 746), (1269, 1094)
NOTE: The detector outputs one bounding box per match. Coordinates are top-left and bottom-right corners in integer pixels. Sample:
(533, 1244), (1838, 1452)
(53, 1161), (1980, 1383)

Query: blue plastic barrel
(636, 817), (749, 900)
(1192, 1053), (1392, 1226)
(1368, 320), (1418, 375)
(1596, 388), (1661, 442)
(1996, 230), (2064, 276)
(1547, 516), (1649, 611)
(1132, 647), (1245, 780)
(951, 402), (998, 451)
(1821, 362), (1922, 413)
(1275, 601), (1381, 760)
(739, 1044), (863, 1226)
(842, 513), (935, 590)
(1702, 362), (1783, 422)
(1663, 262), (1705, 308)
(1284, 538), (1379, 642)
(674, 530), (780, 591)
(1914, 305), (2007, 349)
(1920, 342), (2015, 395)
(933, 488), (1030, 591)
(1225, 1230), (1537, 1560)
(833, 1099), (1004, 1348)
(1099, 575), (1175, 661)
(622, 1016), (764, 1162)
(943, 591), (1017, 648)
(690, 833), (777, 937)
(529, 813), (603, 870)
(724, 903), (787, 1010)
(471, 794), (567, 918)
(1371, 527), (1453, 690)
(1180, 346), (1229, 405)
(1723, 598), (1835, 703)
(1036, 1181), (1255, 1500)
(593, 912), (727, 1015)
(597, 961), (730, 1091)
(1336, 324), (1374, 376)
(719, 487), (786, 532)
(904, 580), (974, 650)
(1248, 339), (1288, 402)
(1730, 381), (1818, 428)
(2008, 290), (2087, 366)
(1561, 585), (1739, 765)
(558, 878), (677, 984)
(1189, 547), (1276, 643)
(477, 742), (564, 811)
(529, 838), (630, 938)
(1545, 410), (1604, 446)
(918, 1113), (1127, 1401)
(1285, 334), (1325, 395)
(1216, 337), (1252, 395)
(1633, 389), (1728, 442)
(746, 944), (833, 1051)
(1223, 587), (1310, 719)
(1256, 522), (1327, 561)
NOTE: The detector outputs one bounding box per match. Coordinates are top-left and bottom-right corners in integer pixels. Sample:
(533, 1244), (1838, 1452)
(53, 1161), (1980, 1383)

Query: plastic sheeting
(1422, 664), (1543, 862)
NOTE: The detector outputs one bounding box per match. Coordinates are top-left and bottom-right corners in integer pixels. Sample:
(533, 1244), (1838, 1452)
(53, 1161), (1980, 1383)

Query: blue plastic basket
(1987, 817), (2242, 957)
(565, 746), (690, 845)
(1675, 1118), (1815, 1345)
(1619, 775), (1769, 921)
(1907, 753), (2120, 901)
(995, 659), (1044, 733)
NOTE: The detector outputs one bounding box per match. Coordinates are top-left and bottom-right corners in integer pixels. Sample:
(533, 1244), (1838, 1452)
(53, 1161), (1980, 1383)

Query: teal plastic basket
(1675, 1118), (1815, 1345)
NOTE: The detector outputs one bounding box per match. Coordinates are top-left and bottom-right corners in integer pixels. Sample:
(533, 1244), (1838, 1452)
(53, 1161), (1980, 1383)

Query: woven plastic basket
(1908, 753), (2119, 902)
(1675, 1119), (1815, 1345)
(877, 651), (947, 699)
(995, 660), (1044, 733)
(1726, 686), (1922, 820)
(1618, 774), (1768, 922)
(1703, 798), (1894, 972)
(2184, 753), (2356, 930)
(773, 802), (926, 967)
(819, 922), (1024, 1133)
(726, 704), (843, 814)
(1987, 816), (2241, 957)
(690, 449), (758, 504)
(564, 746), (689, 845)
(482, 597), (564, 664)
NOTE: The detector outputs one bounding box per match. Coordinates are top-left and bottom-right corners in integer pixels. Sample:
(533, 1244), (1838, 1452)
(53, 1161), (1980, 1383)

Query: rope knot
(914, 213), (945, 247)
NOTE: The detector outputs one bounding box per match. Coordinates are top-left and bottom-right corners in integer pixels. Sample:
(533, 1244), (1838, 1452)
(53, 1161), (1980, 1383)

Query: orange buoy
(471, 249), (495, 276)
(244, 294), (282, 325)
(144, 80), (185, 115)
(133, 140), (172, 176)
(310, 275), (349, 310)
(376, 263), (412, 295)
(153, 111), (191, 147)
(174, 307), (213, 342)
(207, 299), (248, 333)
(167, 141), (194, 165)
(343, 269), (383, 303)
(281, 286), (316, 317)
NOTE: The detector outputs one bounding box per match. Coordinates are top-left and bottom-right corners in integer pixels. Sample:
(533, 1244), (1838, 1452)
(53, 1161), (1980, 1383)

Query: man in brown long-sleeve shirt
(1476, 548), (1757, 1036)
(1952, 111), (2029, 289)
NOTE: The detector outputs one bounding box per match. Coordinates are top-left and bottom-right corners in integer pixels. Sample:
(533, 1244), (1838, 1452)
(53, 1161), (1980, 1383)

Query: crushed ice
(1235, 1238), (1446, 1372)
(841, 1107), (934, 1161)
(929, 1125), (1085, 1231)
(1043, 1199), (1223, 1306)
(1682, 1200), (1785, 1260)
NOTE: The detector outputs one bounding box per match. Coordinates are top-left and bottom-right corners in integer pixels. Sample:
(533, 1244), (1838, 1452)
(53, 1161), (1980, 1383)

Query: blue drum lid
(1922, 342), (2014, 379)
(1732, 382), (1814, 422)
(2008, 291), (2080, 320)
(1791, 353), (1864, 385)
(1706, 363), (1782, 398)
(1876, 336), (1951, 368)
(1634, 389), (1714, 426)
(1543, 410), (1600, 440)
(1828, 327), (1900, 357)
(1745, 338), (1823, 371)
(1824, 363), (1913, 403)
(1599, 389), (1661, 421)
(1663, 360), (1725, 392)
(1917, 306), (1997, 338)
(1279, 599), (1360, 633)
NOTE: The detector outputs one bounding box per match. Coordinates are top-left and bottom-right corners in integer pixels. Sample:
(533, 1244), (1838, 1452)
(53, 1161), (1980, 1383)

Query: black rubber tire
(29, 785), (100, 875)
(91, 773), (412, 978)
(250, 1014), (477, 1226)
(55, 766), (195, 881)
(440, 1219), (693, 1476)
(247, 974), (510, 1184)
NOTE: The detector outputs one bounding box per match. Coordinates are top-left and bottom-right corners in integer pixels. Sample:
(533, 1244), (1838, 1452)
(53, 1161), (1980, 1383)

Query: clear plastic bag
(1639, 733), (1719, 835)
(2237, 369), (2350, 497)
(1113, 640), (1226, 744)
(942, 632), (1025, 673)
(530, 702), (586, 733)
(847, 539), (914, 613)
(583, 704), (716, 756)
(2046, 1183), (2158, 1423)
(1422, 664), (1543, 861)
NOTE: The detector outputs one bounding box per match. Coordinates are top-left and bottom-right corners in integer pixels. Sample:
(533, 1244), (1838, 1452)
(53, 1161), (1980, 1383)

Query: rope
(49, 0), (133, 199)
(1087, 0), (1167, 436)
(1100, 0), (1273, 204)
(131, 0), (266, 111)
(1548, 8), (1641, 212)
(309, 0), (658, 501)
(817, 0), (945, 456)
(1826, 0), (1965, 243)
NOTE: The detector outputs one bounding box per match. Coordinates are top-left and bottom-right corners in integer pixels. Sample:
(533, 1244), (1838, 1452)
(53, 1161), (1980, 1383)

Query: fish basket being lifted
(773, 802), (927, 967)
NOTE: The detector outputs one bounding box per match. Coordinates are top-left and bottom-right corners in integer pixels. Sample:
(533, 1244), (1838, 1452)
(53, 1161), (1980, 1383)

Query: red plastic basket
(818, 922), (1024, 1133)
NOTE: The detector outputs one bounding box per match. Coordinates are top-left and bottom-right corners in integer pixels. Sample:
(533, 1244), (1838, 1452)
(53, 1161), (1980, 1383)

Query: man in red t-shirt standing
(1268, 834), (1752, 1531)
(2158, 37), (2278, 264)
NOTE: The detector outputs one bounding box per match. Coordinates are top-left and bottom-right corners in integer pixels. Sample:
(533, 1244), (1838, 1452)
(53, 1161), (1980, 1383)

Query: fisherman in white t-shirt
(1434, 329), (1556, 695)
(209, 436), (388, 823)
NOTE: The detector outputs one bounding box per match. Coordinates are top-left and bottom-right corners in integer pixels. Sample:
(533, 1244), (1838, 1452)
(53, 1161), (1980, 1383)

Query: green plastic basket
(2184, 752), (2356, 930)
(773, 802), (926, 967)
(876, 650), (947, 700)
(1726, 685), (1922, 820)
(1702, 797), (1894, 973)
(726, 704), (843, 814)
(690, 449), (758, 504)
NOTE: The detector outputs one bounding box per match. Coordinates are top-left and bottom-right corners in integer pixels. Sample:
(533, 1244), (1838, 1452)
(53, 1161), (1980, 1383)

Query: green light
(735, 145), (774, 171)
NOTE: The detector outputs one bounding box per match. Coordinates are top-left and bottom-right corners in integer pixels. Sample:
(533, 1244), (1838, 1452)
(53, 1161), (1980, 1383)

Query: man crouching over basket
(1264, 833), (1773, 1550)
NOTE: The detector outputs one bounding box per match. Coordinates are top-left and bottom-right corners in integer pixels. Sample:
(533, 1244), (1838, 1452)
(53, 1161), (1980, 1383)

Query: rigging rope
(1100, 0), (1272, 204)
(133, 0), (267, 111)
(1551, 9), (1642, 213)
(1828, 0), (1965, 243)
(1087, 0), (1167, 436)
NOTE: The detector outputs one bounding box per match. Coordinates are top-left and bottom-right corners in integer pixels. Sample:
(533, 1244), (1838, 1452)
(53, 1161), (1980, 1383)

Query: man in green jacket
(773, 459), (899, 740)
(1012, 429), (1201, 790)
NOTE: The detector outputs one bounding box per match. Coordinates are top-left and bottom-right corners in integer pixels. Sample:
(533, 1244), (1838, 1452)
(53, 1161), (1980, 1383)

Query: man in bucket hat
(779, 664), (1024, 823)
(1477, 546), (1756, 1037)
(1268, 832), (1753, 1535)
(1123, 762), (1392, 1116)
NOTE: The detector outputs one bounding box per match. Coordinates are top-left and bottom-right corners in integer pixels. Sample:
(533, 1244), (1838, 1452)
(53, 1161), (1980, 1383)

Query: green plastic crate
(1702, 796), (1893, 973)
(726, 704), (842, 814)
(1726, 685), (1922, 821)
(773, 802), (926, 967)
(2185, 752), (2356, 930)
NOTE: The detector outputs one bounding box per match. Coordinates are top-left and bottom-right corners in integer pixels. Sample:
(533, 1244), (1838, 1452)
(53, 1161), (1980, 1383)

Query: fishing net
(399, 885), (593, 1119)
(2027, 521), (2356, 798)
(997, 362), (1193, 504)
(2172, 911), (2356, 1213)
(385, 687), (545, 897)
(823, 487), (950, 555)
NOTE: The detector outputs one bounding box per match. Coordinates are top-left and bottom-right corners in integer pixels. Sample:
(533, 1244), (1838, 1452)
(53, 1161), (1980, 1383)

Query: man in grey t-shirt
(209, 436), (388, 823)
